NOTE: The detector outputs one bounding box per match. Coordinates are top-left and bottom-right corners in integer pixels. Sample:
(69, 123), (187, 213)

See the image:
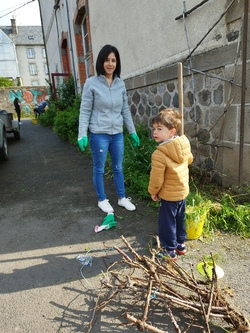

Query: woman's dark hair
(95, 44), (121, 77)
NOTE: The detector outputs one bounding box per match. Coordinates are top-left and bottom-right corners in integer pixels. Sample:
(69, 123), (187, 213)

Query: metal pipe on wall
(64, 0), (78, 95)
(178, 62), (184, 136)
(238, 0), (249, 185)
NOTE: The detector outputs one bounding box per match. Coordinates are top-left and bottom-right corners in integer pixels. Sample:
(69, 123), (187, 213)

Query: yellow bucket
(185, 208), (207, 240)
(32, 118), (38, 124)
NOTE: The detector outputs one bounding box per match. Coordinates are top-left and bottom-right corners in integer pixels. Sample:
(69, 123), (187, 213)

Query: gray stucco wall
(89, 0), (232, 79)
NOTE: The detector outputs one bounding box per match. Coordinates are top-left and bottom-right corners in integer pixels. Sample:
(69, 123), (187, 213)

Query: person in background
(34, 97), (49, 118)
(148, 108), (193, 260)
(78, 44), (140, 214)
(13, 97), (21, 124)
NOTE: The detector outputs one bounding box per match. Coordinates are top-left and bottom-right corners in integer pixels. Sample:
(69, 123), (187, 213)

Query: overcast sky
(0, 0), (41, 26)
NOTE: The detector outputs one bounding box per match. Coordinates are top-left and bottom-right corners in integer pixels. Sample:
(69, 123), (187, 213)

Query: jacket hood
(157, 135), (192, 164)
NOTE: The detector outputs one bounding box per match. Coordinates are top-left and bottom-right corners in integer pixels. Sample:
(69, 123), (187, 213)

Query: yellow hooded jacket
(148, 135), (193, 201)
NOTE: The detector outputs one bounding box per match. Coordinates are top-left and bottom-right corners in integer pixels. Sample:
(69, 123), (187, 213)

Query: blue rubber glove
(78, 137), (88, 151)
(130, 133), (140, 147)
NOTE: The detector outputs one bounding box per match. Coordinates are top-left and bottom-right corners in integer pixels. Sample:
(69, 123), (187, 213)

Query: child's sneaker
(156, 249), (177, 260)
(176, 243), (187, 255)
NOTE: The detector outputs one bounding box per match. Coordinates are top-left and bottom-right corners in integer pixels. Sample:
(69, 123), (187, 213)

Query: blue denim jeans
(158, 198), (187, 251)
(90, 132), (125, 201)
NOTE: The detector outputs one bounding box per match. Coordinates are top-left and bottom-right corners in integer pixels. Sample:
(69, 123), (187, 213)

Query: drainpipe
(53, 2), (63, 72)
(37, 0), (51, 83)
(64, 0), (78, 95)
(238, 0), (249, 185)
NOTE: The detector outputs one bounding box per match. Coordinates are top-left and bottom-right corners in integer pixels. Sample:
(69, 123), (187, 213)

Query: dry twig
(84, 236), (250, 333)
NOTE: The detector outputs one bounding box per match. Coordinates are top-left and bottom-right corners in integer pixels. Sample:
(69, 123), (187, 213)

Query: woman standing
(13, 97), (21, 124)
(78, 44), (140, 214)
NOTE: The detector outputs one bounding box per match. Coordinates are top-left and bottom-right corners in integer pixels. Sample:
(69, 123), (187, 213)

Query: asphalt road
(0, 119), (249, 333)
(0, 119), (159, 333)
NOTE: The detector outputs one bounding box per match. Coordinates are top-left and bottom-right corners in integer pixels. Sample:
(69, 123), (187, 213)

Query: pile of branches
(84, 236), (250, 333)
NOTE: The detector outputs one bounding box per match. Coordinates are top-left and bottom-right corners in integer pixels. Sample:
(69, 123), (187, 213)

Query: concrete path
(0, 119), (158, 332)
(0, 119), (249, 333)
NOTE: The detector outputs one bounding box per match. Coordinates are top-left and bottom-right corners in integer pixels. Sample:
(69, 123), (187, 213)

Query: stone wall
(125, 44), (250, 186)
(0, 86), (49, 115)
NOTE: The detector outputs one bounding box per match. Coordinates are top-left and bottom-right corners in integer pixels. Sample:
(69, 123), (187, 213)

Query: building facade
(38, 0), (250, 186)
(0, 18), (49, 86)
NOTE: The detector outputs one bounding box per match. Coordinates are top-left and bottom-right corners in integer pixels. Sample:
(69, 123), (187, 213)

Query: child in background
(34, 97), (49, 118)
(148, 108), (193, 260)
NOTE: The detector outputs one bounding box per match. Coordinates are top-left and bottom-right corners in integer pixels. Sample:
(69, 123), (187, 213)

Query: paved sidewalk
(0, 119), (158, 333)
(0, 119), (249, 333)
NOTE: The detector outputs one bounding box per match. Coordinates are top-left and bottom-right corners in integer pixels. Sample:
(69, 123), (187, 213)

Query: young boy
(148, 108), (193, 260)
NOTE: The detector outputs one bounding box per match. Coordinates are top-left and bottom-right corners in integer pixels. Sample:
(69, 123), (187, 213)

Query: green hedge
(38, 78), (250, 238)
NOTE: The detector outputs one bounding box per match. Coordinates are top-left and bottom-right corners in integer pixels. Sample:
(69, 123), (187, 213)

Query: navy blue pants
(158, 198), (187, 251)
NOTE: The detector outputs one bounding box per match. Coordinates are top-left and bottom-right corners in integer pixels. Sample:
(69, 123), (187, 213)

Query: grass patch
(38, 76), (250, 238)
(122, 126), (250, 238)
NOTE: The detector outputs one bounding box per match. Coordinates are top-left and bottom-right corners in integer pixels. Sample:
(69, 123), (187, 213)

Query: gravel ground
(0, 119), (249, 333)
